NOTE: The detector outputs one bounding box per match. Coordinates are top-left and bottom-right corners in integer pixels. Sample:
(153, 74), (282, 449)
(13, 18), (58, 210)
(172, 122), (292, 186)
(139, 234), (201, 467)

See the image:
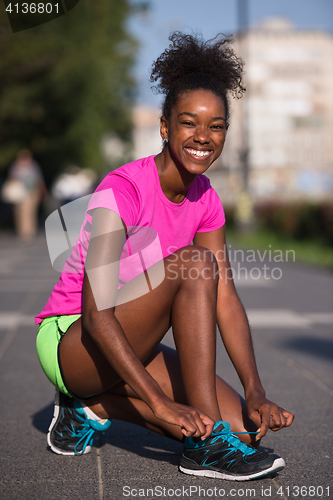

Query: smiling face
(161, 89), (228, 176)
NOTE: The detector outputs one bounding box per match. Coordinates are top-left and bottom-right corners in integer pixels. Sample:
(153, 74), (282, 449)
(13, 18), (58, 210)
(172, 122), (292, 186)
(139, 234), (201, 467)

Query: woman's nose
(193, 126), (210, 143)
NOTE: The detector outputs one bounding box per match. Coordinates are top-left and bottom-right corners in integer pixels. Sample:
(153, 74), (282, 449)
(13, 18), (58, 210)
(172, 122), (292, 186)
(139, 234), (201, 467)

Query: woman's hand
(152, 397), (215, 440)
(245, 391), (294, 440)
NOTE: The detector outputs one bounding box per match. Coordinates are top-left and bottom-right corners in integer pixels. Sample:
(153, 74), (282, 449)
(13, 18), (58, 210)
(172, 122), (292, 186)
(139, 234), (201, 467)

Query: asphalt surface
(0, 232), (332, 500)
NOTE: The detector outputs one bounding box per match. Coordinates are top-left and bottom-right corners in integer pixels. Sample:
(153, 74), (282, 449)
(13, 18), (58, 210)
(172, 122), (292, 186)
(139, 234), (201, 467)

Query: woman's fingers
(154, 399), (215, 439)
(270, 407), (283, 429)
(256, 403), (287, 438)
(250, 397), (294, 439)
(270, 409), (294, 431)
(283, 410), (294, 427)
(178, 415), (202, 437)
(256, 403), (271, 439)
(200, 415), (215, 439)
(183, 412), (214, 440)
(177, 408), (214, 438)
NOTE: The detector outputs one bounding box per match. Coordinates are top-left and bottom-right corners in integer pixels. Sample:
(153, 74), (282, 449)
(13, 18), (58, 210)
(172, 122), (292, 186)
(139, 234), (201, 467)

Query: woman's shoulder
(101, 156), (154, 187)
(195, 173), (212, 189)
(189, 174), (217, 204)
(193, 175), (225, 232)
(87, 157), (155, 221)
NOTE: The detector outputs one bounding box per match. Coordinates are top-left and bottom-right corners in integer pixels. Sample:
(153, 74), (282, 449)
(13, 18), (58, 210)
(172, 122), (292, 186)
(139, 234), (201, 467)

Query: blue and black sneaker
(47, 390), (111, 456)
(179, 421), (285, 481)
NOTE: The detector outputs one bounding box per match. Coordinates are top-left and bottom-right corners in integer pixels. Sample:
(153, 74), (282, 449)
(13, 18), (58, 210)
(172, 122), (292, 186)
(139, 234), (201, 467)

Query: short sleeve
(196, 186), (225, 233)
(86, 173), (141, 230)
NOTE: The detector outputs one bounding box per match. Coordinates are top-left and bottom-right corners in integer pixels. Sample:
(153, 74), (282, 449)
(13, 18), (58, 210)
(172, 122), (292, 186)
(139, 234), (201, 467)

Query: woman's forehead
(173, 89), (226, 116)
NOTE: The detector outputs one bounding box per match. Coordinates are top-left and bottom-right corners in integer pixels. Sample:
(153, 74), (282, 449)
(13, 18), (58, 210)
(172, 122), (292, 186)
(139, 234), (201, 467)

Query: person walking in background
(7, 149), (46, 242)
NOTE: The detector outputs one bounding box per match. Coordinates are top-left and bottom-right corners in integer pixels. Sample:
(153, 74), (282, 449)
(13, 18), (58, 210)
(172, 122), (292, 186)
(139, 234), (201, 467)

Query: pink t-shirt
(36, 155), (225, 323)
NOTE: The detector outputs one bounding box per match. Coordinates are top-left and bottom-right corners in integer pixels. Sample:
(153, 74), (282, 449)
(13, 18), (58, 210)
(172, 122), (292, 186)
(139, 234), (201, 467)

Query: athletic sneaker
(47, 390), (111, 456)
(179, 421), (285, 481)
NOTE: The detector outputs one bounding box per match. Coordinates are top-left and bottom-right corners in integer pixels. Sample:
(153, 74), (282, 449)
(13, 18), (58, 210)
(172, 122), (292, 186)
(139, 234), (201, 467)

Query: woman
(36, 33), (294, 481)
(6, 149), (45, 242)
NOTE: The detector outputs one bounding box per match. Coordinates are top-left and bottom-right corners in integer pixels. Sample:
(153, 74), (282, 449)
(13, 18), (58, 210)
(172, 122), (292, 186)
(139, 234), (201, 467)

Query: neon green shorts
(36, 314), (81, 397)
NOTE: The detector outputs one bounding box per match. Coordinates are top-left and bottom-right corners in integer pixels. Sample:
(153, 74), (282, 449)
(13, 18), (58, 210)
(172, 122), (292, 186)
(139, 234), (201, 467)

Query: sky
(128, 0), (333, 105)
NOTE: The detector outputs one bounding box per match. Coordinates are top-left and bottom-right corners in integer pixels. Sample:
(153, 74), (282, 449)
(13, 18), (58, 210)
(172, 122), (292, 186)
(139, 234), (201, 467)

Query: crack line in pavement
(253, 331), (333, 397)
(272, 478), (288, 500)
(96, 447), (104, 500)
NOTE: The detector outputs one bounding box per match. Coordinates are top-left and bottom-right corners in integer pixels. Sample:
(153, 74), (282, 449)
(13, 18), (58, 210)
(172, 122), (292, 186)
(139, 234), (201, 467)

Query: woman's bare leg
(60, 246), (221, 422)
(85, 345), (258, 446)
(59, 246), (256, 441)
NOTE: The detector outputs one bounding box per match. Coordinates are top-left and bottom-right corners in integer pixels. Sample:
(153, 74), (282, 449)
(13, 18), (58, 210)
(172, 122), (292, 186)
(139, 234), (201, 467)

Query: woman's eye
(211, 125), (224, 130)
(182, 121), (194, 126)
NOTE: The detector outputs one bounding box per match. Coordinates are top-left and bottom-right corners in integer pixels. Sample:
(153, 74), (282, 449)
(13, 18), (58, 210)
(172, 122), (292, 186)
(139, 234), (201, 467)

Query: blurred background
(0, 0), (332, 266)
(1, 3), (332, 493)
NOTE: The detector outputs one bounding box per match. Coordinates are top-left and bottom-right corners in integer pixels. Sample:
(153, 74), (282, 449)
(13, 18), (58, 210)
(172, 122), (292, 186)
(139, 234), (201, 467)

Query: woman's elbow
(82, 308), (115, 336)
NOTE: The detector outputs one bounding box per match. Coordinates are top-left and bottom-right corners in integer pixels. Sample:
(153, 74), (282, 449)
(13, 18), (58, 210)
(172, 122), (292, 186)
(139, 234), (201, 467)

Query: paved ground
(0, 232), (332, 500)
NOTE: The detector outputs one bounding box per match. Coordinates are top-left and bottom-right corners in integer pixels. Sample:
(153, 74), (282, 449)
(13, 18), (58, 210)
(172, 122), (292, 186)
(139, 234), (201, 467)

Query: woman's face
(161, 89), (228, 176)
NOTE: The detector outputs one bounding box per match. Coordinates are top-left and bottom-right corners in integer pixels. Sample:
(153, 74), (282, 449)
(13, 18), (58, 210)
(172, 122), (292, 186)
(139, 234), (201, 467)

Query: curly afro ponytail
(150, 32), (245, 122)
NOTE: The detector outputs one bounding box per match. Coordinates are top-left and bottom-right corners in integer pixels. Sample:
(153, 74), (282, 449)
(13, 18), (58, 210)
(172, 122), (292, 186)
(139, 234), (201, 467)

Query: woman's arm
(194, 227), (294, 439)
(83, 207), (214, 438)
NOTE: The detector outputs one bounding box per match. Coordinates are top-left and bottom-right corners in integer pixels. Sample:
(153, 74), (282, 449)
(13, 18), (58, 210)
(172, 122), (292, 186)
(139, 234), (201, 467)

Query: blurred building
(131, 19), (333, 204)
(220, 17), (333, 203)
(132, 105), (161, 159)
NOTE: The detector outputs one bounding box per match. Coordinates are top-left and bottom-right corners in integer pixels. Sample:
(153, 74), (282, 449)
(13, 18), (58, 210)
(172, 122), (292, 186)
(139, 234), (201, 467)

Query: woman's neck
(154, 150), (197, 204)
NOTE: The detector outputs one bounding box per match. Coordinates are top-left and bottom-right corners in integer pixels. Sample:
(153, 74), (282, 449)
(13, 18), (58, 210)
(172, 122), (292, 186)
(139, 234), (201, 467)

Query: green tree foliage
(0, 1), (139, 185)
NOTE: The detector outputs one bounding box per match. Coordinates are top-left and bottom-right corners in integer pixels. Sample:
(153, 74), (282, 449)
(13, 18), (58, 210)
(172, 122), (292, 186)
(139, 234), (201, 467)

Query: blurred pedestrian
(6, 149), (46, 242)
(52, 165), (97, 205)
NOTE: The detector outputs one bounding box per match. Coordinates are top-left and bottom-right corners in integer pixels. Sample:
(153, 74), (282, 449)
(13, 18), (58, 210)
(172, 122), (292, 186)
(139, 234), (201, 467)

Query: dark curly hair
(150, 32), (245, 122)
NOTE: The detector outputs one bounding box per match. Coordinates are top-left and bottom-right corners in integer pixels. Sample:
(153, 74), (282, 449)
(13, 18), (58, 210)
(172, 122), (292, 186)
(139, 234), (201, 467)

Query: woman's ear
(160, 116), (168, 142)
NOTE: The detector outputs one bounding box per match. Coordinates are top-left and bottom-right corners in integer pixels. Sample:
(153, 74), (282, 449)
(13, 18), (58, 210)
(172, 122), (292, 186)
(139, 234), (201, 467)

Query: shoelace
(74, 424), (95, 455)
(64, 408), (95, 456)
(64, 405), (111, 455)
(210, 426), (259, 457)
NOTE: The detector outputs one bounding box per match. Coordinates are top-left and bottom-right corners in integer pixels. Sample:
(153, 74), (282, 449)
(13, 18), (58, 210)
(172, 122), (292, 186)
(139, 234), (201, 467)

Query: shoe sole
(179, 458), (285, 481)
(47, 391), (91, 456)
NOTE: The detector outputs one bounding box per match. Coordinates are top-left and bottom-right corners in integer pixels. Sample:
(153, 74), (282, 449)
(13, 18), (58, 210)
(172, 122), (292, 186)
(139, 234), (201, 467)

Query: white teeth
(186, 148), (210, 157)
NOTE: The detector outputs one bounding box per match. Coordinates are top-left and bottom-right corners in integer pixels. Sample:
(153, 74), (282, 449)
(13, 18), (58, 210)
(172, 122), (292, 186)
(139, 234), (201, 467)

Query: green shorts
(36, 314), (81, 397)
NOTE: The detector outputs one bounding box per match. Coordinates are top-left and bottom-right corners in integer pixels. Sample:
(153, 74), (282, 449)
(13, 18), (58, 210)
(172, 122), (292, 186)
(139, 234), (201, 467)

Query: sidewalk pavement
(0, 233), (332, 500)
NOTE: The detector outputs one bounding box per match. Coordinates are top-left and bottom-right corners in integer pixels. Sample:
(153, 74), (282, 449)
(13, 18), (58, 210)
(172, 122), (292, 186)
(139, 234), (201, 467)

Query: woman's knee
(166, 245), (219, 283)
